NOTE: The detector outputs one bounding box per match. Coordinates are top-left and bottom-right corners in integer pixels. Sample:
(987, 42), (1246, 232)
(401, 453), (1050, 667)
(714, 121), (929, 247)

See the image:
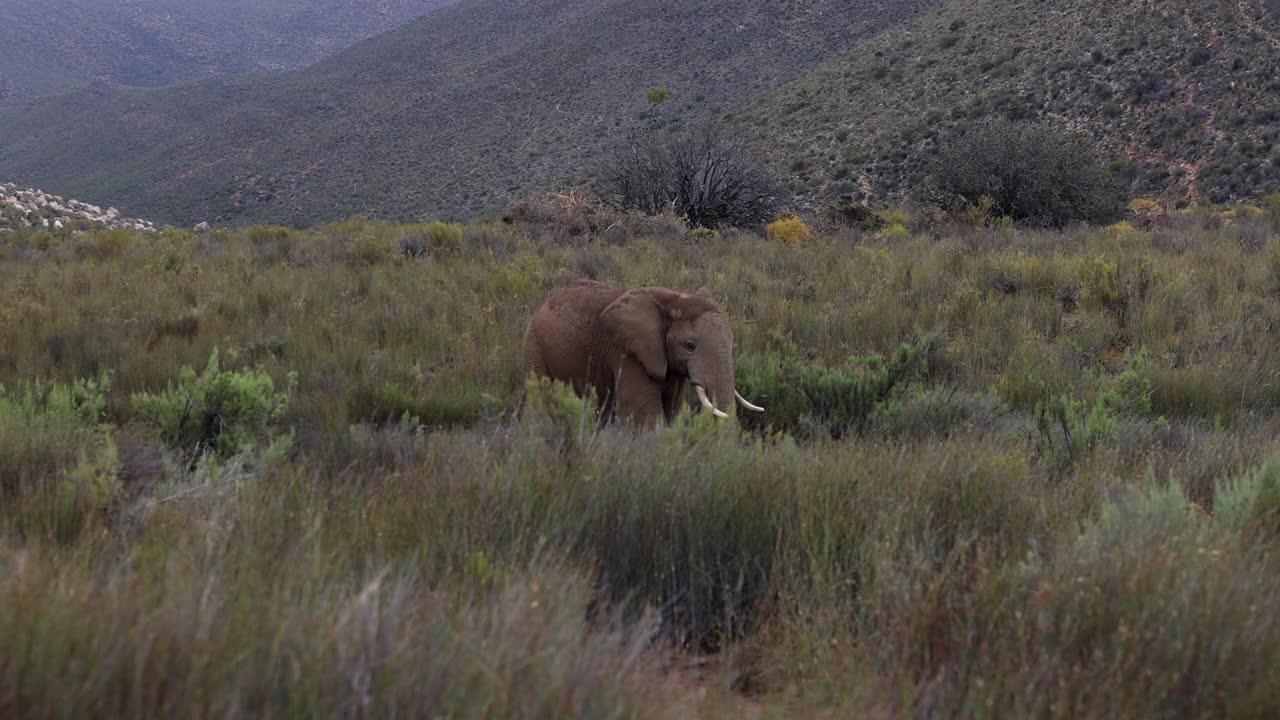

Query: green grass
(4, 214), (1280, 716)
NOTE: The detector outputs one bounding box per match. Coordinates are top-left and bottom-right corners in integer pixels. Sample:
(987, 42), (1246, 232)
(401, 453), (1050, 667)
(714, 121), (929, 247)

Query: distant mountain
(0, 0), (939, 227)
(746, 0), (1280, 209)
(0, 0), (461, 105)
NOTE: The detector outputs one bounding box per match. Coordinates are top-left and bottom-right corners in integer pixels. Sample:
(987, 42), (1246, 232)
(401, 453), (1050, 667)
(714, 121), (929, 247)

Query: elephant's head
(600, 286), (764, 418)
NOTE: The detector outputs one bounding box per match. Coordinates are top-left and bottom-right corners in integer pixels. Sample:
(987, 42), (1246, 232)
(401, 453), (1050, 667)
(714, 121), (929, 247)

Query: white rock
(53, 219), (63, 229)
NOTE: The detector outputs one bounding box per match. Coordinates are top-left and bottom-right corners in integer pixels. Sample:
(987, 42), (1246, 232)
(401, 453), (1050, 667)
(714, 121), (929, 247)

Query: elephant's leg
(662, 376), (688, 424)
(614, 356), (665, 428)
(522, 322), (553, 382)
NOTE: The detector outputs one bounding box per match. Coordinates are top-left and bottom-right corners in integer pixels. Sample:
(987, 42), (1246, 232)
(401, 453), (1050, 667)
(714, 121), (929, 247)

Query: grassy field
(4, 207), (1280, 717)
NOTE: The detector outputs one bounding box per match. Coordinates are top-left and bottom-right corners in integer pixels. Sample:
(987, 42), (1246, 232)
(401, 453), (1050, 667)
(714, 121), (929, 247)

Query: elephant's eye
(682, 339), (697, 351)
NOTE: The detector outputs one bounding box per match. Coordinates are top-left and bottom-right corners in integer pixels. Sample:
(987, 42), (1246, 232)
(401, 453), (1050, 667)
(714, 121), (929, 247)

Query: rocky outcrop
(0, 182), (156, 232)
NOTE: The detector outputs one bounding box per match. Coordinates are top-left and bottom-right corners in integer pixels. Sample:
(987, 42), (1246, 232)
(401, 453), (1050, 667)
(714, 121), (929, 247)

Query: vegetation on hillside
(751, 0), (1280, 209)
(4, 205), (1280, 715)
(5, 1), (1278, 227)
(0, 0), (938, 226)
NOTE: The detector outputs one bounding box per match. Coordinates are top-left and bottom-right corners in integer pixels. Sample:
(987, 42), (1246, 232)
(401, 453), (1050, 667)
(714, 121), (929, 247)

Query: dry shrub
(766, 214), (811, 244)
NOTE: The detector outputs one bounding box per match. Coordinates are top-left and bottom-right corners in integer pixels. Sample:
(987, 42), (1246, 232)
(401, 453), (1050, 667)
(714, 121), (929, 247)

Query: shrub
(595, 123), (784, 229)
(0, 377), (112, 493)
(350, 378), (504, 429)
(929, 120), (1127, 227)
(644, 86), (671, 108)
(1035, 390), (1117, 470)
(398, 231), (429, 258)
(1215, 456), (1280, 537)
(736, 337), (930, 438)
(767, 214), (811, 244)
(246, 225), (291, 244)
(826, 194), (886, 231)
(345, 230), (396, 265)
(424, 221), (464, 254)
(521, 375), (599, 443)
(0, 377), (119, 542)
(869, 386), (1005, 439)
(131, 349), (294, 459)
(1128, 197), (1171, 228)
(74, 229), (134, 259)
(1263, 193), (1280, 218)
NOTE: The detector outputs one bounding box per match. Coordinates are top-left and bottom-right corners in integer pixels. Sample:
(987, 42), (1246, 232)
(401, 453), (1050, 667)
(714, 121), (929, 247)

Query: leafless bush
(595, 124), (784, 229)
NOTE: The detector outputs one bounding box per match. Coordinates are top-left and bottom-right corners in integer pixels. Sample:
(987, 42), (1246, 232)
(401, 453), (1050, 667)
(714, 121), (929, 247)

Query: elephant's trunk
(702, 351), (737, 419)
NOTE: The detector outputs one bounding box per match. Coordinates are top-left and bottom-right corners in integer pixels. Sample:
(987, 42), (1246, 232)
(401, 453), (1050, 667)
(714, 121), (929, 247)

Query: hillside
(0, 0), (460, 105)
(0, 0), (938, 227)
(746, 0), (1280, 209)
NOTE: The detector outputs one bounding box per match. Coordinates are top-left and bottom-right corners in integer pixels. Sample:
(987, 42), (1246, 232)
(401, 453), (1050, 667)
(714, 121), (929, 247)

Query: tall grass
(4, 214), (1280, 716)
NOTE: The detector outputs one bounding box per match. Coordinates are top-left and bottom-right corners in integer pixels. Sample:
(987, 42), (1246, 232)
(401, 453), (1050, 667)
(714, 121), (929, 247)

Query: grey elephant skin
(523, 279), (763, 427)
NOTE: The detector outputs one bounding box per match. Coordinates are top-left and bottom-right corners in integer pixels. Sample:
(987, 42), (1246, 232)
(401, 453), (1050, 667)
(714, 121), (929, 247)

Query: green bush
(521, 375), (599, 441)
(736, 336), (930, 438)
(930, 120), (1128, 227)
(0, 376), (119, 542)
(74, 229), (134, 259)
(345, 230), (396, 265)
(1216, 456), (1280, 537)
(131, 350), (294, 459)
(1035, 390), (1117, 470)
(349, 378), (503, 429)
(0, 377), (111, 491)
(869, 386), (1005, 439)
(425, 221), (464, 254)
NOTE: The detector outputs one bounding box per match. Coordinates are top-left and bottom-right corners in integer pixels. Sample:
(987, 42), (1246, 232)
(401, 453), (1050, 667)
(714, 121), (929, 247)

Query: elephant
(523, 279), (764, 427)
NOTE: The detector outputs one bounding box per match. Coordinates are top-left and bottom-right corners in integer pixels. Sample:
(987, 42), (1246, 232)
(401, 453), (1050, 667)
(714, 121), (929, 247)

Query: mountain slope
(0, 0), (938, 226)
(0, 0), (460, 105)
(745, 0), (1280, 208)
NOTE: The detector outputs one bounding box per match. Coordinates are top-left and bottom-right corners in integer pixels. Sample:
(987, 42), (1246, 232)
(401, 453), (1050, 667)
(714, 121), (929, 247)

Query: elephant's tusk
(735, 391), (765, 413)
(696, 385), (731, 418)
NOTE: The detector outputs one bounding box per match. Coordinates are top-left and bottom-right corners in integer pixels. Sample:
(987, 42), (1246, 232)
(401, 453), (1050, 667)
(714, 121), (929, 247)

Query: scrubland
(4, 206), (1280, 717)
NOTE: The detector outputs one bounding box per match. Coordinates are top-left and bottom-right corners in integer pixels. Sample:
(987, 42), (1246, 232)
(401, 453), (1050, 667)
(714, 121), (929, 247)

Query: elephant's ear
(601, 290), (668, 380)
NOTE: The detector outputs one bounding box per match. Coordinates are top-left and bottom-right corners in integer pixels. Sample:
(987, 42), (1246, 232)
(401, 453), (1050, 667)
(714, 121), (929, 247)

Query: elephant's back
(534, 281), (624, 329)
(525, 281), (623, 381)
